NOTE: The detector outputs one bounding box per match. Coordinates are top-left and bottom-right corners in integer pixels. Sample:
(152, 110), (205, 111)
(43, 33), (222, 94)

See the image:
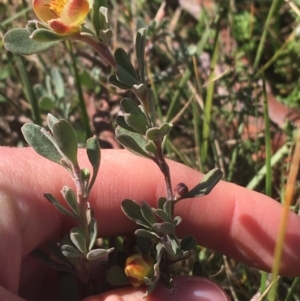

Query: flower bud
(174, 182), (188, 198)
(124, 254), (154, 287)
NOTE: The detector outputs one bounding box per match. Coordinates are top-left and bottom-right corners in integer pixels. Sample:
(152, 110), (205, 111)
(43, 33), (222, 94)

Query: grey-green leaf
(47, 113), (59, 133)
(181, 235), (196, 251)
(99, 6), (109, 30)
(163, 200), (172, 221)
(173, 216), (182, 226)
(114, 48), (139, 83)
(135, 28), (147, 83)
(44, 193), (75, 219)
(46, 242), (73, 267)
(120, 98), (141, 114)
(88, 218), (98, 251)
(51, 67), (64, 99)
(152, 208), (169, 222)
(121, 199), (151, 228)
(184, 168), (223, 199)
(157, 197), (167, 209)
(4, 28), (59, 55)
(115, 126), (153, 159)
(116, 65), (140, 87)
(53, 120), (78, 165)
(167, 235), (181, 257)
(109, 75), (132, 89)
(86, 247), (113, 260)
(135, 229), (159, 240)
(30, 28), (68, 42)
(116, 115), (139, 133)
(146, 122), (172, 141)
(31, 249), (74, 273)
(61, 244), (83, 258)
(125, 112), (148, 134)
(70, 227), (87, 255)
(61, 186), (79, 216)
(145, 141), (157, 156)
(86, 136), (101, 192)
(152, 222), (175, 235)
(22, 123), (63, 164)
(141, 201), (157, 225)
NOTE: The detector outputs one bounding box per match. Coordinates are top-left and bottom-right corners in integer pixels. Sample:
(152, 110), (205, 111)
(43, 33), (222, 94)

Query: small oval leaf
(181, 235), (197, 251)
(184, 168), (223, 199)
(135, 229), (159, 240)
(44, 193), (75, 219)
(109, 74), (132, 89)
(61, 186), (79, 216)
(47, 114), (59, 133)
(30, 28), (68, 42)
(125, 112), (148, 134)
(53, 120), (78, 165)
(70, 227), (87, 255)
(61, 244), (83, 258)
(22, 124), (63, 164)
(114, 48), (139, 83)
(4, 28), (59, 55)
(141, 201), (157, 225)
(86, 136), (101, 192)
(115, 126), (153, 159)
(88, 218), (98, 251)
(121, 199), (151, 228)
(146, 123), (172, 141)
(152, 222), (175, 235)
(152, 208), (169, 222)
(86, 247), (113, 260)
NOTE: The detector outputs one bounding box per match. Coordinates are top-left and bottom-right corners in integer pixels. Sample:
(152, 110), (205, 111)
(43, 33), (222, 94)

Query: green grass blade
(201, 28), (219, 166)
(253, 0), (282, 69)
(15, 55), (41, 125)
(68, 41), (92, 138)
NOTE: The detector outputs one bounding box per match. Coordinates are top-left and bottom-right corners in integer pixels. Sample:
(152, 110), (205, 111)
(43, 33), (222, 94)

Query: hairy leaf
(61, 244), (83, 258)
(86, 136), (100, 192)
(184, 168), (223, 199)
(135, 229), (159, 240)
(141, 201), (157, 225)
(53, 120), (78, 165)
(180, 235), (196, 251)
(88, 218), (98, 251)
(4, 28), (59, 55)
(61, 186), (79, 216)
(44, 193), (75, 219)
(70, 227), (87, 255)
(22, 124), (62, 164)
(121, 199), (151, 228)
(115, 126), (153, 159)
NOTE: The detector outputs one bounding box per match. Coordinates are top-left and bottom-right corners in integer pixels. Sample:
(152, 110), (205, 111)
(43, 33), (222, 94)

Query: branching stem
(72, 162), (90, 282)
(154, 142), (173, 203)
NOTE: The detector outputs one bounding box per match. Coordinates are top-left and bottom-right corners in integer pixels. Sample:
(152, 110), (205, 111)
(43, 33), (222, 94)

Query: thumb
(82, 276), (230, 301)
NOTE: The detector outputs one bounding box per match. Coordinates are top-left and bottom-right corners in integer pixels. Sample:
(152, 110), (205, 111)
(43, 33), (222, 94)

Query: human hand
(0, 148), (299, 301)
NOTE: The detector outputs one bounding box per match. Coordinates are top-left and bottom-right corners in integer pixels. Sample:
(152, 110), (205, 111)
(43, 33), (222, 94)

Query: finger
(1, 148), (300, 294)
(82, 276), (230, 301)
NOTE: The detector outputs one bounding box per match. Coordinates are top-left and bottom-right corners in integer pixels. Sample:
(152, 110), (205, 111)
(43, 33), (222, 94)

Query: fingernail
(149, 276), (230, 301)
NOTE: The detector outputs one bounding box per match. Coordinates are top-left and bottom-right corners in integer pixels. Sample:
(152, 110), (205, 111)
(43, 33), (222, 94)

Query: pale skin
(1, 148), (300, 301)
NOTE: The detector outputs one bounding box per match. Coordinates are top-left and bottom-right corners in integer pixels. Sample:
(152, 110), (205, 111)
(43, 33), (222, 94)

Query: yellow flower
(125, 254), (154, 287)
(33, 0), (89, 35)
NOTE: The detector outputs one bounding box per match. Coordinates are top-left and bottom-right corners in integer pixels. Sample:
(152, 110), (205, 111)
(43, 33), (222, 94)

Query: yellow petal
(33, 0), (58, 22)
(60, 0), (89, 27)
